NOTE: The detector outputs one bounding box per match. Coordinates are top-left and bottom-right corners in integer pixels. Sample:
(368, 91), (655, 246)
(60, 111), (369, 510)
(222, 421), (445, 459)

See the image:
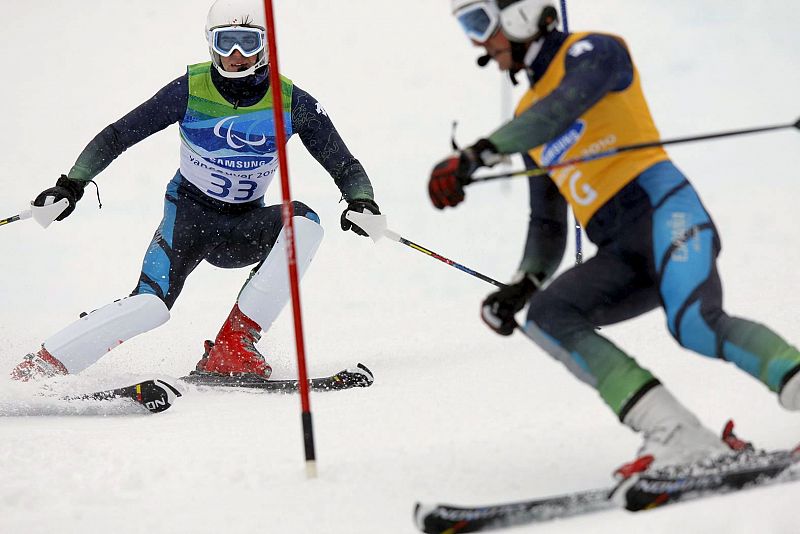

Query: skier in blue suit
(12, 0), (380, 381)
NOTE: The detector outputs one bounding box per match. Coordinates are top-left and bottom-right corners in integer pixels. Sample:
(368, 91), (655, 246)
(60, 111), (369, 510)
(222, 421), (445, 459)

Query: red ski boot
(195, 304), (271, 378)
(10, 347), (68, 381)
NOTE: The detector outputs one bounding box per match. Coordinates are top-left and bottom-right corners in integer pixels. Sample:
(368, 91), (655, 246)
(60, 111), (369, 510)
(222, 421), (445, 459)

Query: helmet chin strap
(212, 50), (269, 79)
(505, 41), (531, 85)
(214, 62), (265, 79)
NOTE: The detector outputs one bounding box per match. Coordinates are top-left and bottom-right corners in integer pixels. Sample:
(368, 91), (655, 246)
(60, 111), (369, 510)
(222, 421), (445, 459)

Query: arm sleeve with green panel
(487, 34), (634, 155)
(68, 75), (188, 183)
(290, 85), (375, 203)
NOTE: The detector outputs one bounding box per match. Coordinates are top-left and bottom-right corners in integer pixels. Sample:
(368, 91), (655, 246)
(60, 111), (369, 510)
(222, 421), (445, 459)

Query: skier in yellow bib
(430, 0), (800, 473)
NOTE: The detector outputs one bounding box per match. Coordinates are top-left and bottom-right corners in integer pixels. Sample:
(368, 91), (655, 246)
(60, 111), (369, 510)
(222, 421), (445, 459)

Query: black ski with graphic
(64, 379), (182, 414)
(414, 446), (800, 533)
(623, 447), (799, 511)
(415, 487), (614, 533)
(180, 363), (374, 392)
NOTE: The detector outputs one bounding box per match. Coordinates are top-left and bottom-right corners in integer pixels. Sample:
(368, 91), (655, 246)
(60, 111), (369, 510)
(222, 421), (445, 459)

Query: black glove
(481, 273), (540, 336)
(340, 198), (380, 237)
(428, 139), (500, 210)
(33, 175), (85, 221)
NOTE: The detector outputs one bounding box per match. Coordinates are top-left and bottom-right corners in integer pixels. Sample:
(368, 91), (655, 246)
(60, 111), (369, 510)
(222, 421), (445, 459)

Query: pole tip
(305, 460), (318, 479)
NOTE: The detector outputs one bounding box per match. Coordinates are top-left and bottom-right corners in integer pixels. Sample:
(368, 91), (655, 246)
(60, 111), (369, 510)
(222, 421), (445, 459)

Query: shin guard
(237, 216), (324, 331)
(44, 294), (170, 373)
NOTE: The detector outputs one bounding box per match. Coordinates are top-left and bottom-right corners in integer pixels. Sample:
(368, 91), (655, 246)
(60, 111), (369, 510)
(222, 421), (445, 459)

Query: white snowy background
(1, 1), (798, 533)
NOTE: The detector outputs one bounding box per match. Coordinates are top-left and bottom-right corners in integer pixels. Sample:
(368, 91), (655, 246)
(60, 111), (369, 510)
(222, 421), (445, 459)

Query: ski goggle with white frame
(209, 26), (266, 57)
(454, 2), (501, 43)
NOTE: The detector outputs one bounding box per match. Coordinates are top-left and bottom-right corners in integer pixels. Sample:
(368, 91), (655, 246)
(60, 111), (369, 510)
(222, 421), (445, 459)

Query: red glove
(428, 139), (501, 210)
(428, 156), (466, 209)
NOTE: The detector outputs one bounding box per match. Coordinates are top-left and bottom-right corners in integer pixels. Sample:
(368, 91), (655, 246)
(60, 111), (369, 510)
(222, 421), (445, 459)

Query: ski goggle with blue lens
(455, 2), (500, 43)
(210, 27), (265, 57)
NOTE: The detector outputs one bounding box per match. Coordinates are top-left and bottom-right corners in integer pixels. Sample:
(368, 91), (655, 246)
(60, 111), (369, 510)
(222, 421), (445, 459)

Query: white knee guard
(44, 293), (170, 374)
(238, 216), (324, 331)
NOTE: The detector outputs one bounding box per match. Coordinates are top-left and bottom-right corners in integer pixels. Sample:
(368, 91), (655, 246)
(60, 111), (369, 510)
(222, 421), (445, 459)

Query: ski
(63, 379), (182, 414)
(179, 362), (374, 393)
(414, 446), (800, 533)
(415, 487), (615, 533)
(623, 446), (800, 511)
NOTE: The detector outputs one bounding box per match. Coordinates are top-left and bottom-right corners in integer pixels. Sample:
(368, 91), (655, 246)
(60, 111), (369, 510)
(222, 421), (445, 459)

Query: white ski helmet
(205, 0), (268, 79)
(496, 0), (558, 42)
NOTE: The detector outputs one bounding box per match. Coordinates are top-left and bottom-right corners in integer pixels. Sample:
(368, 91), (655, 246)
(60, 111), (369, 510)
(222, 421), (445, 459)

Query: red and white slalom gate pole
(262, 0), (317, 478)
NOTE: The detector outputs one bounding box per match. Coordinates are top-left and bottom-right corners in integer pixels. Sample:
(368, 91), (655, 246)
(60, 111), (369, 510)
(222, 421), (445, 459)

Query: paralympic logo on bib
(541, 120), (585, 166)
(214, 116), (276, 152)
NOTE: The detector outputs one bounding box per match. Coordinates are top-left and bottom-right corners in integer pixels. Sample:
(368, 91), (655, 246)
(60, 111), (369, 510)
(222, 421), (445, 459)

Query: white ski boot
(621, 384), (730, 471)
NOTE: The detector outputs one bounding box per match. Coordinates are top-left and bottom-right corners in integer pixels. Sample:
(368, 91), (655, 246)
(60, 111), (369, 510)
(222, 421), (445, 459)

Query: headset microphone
(477, 54), (492, 67)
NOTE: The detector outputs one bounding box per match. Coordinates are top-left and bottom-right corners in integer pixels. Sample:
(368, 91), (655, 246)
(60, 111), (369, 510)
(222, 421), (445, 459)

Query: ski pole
(346, 212), (524, 334)
(556, 0), (583, 266)
(469, 117), (800, 184)
(345, 211), (506, 289)
(392, 234), (506, 288)
(0, 210), (31, 227)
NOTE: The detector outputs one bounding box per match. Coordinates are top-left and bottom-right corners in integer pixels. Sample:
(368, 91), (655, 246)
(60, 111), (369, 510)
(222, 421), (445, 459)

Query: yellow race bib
(517, 33), (668, 226)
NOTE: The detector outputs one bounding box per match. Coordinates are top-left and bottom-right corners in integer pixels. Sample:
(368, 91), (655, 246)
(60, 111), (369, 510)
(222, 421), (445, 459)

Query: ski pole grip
(794, 117), (800, 130)
(30, 198), (69, 229)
